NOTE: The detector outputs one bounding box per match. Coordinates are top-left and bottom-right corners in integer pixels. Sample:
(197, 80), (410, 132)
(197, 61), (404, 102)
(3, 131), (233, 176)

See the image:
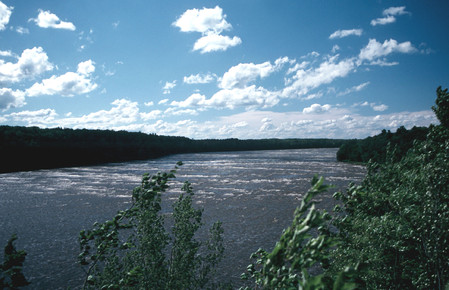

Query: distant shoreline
(0, 125), (348, 173)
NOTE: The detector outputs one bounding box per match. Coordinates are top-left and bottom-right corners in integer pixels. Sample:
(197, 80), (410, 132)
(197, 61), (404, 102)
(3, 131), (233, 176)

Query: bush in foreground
(78, 162), (225, 289)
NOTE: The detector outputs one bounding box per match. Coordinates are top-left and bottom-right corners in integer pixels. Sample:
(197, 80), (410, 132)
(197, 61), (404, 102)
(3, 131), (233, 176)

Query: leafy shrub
(78, 162), (225, 289)
(0, 234), (30, 289)
(331, 88), (449, 289)
(241, 176), (362, 289)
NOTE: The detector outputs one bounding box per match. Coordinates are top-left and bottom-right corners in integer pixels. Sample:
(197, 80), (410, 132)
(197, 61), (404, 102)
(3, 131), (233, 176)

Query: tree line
(0, 125), (345, 173)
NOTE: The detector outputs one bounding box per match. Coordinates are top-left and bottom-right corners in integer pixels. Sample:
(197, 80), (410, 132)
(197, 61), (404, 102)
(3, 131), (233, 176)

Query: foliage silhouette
(0, 234), (30, 289)
(78, 162), (225, 289)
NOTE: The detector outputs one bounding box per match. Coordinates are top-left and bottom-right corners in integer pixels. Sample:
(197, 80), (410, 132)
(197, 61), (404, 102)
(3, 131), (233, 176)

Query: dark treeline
(0, 125), (345, 173)
(336, 125), (429, 163)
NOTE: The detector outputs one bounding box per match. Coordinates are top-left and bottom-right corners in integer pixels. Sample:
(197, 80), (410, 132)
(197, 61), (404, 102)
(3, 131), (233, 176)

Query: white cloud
(371, 15), (396, 26)
(329, 29), (363, 39)
(332, 45), (340, 53)
(0, 88), (26, 110)
(371, 103), (388, 112)
(371, 6), (409, 26)
(174, 6), (241, 53)
(62, 99), (139, 127)
(173, 6), (231, 34)
(140, 109), (162, 121)
(383, 6), (409, 16)
(30, 9), (76, 30)
(0, 47), (54, 84)
(164, 107), (198, 116)
(359, 39), (416, 62)
(6, 108), (58, 124)
(171, 93), (206, 107)
(220, 61), (274, 89)
(220, 57), (289, 89)
(144, 101), (154, 107)
(0, 50), (14, 57)
(286, 61), (309, 75)
(337, 82), (370, 96)
(303, 103), (331, 114)
(193, 33), (242, 53)
(283, 55), (356, 98)
(208, 85), (279, 110)
(368, 59), (399, 67)
(172, 86), (279, 110)
(0, 1), (12, 30)
(184, 73), (216, 84)
(15, 26), (29, 34)
(162, 81), (176, 94)
(77, 60), (95, 75)
(158, 98), (169, 105)
(26, 60), (97, 97)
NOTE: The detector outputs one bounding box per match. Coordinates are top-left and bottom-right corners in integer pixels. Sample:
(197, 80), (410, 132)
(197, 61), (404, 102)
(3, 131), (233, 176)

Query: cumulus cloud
(208, 86), (279, 110)
(77, 60), (95, 75)
(303, 103), (331, 114)
(359, 39), (416, 62)
(30, 9), (76, 30)
(173, 6), (241, 53)
(140, 109), (162, 121)
(193, 34), (242, 54)
(171, 93), (206, 107)
(0, 88), (26, 110)
(329, 29), (363, 39)
(0, 1), (12, 30)
(371, 6), (409, 26)
(283, 55), (356, 98)
(371, 103), (388, 112)
(220, 57), (289, 89)
(6, 108), (58, 124)
(0, 50), (14, 57)
(63, 99), (139, 127)
(184, 73), (216, 84)
(173, 6), (231, 34)
(171, 86), (279, 110)
(26, 60), (97, 97)
(0, 47), (54, 84)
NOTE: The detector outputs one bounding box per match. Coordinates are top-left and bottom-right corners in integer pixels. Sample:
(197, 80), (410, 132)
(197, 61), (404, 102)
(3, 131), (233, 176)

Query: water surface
(0, 148), (365, 288)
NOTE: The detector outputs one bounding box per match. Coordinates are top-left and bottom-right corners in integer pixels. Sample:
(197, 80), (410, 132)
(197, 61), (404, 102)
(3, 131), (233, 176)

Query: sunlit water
(0, 148), (365, 289)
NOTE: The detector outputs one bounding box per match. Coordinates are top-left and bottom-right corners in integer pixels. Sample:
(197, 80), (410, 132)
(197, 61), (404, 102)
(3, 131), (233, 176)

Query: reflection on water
(0, 148), (365, 289)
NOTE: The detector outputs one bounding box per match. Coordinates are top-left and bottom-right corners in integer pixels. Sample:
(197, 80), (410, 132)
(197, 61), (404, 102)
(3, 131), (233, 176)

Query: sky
(1, 0), (448, 139)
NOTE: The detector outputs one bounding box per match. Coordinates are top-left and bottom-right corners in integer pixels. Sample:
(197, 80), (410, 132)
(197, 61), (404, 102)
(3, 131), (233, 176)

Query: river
(0, 148), (365, 289)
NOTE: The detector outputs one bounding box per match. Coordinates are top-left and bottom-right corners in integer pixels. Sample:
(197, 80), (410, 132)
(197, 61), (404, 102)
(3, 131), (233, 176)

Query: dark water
(0, 148), (365, 289)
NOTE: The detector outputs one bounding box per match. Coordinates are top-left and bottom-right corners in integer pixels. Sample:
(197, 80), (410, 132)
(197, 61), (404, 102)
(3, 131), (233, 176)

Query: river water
(0, 148), (365, 289)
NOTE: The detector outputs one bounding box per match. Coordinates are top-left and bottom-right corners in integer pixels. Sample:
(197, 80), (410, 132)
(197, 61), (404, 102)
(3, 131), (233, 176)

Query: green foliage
(336, 126), (429, 163)
(0, 234), (30, 289)
(78, 162), (225, 289)
(332, 117), (449, 287)
(241, 176), (361, 289)
(432, 86), (449, 129)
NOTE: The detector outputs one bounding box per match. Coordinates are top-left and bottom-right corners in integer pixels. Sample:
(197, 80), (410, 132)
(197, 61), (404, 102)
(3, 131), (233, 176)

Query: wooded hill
(0, 126), (345, 173)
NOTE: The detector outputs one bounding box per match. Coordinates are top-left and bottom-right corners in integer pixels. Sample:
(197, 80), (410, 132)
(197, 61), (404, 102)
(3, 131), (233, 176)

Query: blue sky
(1, 0), (448, 139)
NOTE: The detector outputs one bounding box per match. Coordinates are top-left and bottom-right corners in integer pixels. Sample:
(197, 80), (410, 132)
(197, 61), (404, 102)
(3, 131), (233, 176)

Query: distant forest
(0, 126), (345, 173)
(337, 125), (430, 163)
